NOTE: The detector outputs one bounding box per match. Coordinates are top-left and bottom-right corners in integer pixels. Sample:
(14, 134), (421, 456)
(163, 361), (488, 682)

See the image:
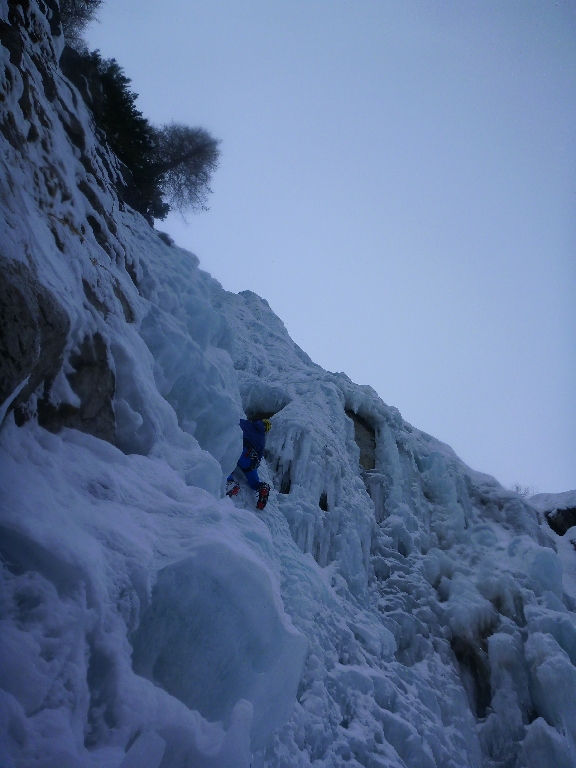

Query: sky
(86, 0), (576, 494)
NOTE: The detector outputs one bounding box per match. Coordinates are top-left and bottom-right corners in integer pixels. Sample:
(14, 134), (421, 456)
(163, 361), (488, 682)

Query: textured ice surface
(1, 3), (576, 767)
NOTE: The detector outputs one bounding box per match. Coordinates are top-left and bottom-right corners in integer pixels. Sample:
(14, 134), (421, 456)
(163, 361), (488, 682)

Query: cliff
(1, 3), (575, 767)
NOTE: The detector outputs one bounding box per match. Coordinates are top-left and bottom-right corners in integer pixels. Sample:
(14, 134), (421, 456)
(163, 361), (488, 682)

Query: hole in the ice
(397, 541), (408, 558)
(340, 716), (350, 729)
(280, 472), (291, 494)
(450, 637), (491, 719)
(436, 586), (449, 603)
(545, 507), (576, 536)
(85, 644), (117, 747)
(345, 409), (376, 470)
(319, 492), (328, 512)
(267, 452), (291, 494)
(246, 410), (278, 421)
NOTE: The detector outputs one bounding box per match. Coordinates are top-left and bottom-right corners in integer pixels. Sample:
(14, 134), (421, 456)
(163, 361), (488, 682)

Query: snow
(1, 2), (576, 767)
(0, 421), (300, 767)
(0, 377), (29, 426)
(530, 490), (576, 515)
(119, 731), (166, 768)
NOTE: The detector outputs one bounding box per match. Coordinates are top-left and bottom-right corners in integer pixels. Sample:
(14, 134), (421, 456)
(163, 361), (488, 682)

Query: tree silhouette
(153, 124), (220, 214)
(59, 0), (102, 48)
(60, 50), (220, 220)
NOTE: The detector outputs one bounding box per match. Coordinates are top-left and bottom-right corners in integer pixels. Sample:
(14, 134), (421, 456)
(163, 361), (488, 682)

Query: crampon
(225, 479), (240, 497)
(256, 482), (270, 510)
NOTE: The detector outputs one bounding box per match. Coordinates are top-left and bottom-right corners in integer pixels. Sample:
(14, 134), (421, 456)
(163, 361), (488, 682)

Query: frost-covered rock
(1, 2), (576, 767)
(531, 490), (576, 537)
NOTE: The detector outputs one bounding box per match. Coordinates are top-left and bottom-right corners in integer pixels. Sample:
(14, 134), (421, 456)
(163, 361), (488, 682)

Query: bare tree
(510, 483), (539, 498)
(153, 124), (220, 214)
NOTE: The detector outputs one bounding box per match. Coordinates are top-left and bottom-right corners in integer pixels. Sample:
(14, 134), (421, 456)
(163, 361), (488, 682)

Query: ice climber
(226, 418), (272, 510)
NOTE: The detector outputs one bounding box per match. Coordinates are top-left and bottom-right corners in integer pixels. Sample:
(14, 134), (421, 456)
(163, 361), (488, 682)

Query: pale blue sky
(87, 1), (576, 493)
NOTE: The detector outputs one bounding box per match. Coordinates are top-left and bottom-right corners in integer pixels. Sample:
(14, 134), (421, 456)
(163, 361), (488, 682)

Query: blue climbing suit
(228, 419), (267, 490)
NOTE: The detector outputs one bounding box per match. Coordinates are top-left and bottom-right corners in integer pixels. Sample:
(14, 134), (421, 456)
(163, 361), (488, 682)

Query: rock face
(0, 256), (115, 442)
(531, 491), (576, 537)
(346, 409), (376, 470)
(546, 507), (576, 536)
(36, 332), (116, 443)
(0, 256), (69, 414)
(1, 3), (576, 768)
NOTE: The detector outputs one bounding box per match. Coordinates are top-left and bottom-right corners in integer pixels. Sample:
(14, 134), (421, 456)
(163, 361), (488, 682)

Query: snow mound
(131, 541), (306, 748)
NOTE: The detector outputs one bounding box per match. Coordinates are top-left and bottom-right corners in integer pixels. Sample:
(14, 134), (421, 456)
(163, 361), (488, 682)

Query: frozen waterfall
(1, 2), (575, 767)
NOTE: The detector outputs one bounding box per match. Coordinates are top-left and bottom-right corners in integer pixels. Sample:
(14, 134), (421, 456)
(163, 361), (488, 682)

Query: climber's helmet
(262, 418), (272, 433)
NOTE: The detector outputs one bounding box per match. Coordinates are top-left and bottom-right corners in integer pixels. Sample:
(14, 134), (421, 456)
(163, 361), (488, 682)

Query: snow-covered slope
(1, 3), (576, 767)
